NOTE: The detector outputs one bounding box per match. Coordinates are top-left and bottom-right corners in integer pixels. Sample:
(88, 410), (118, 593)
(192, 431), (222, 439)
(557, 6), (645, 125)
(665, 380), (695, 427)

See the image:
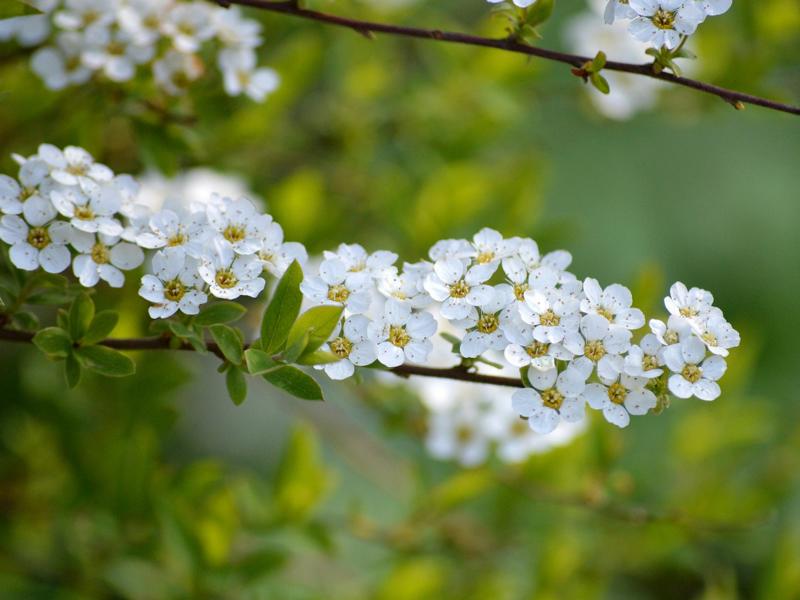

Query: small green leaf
(26, 289), (78, 306)
(64, 352), (81, 388)
(76, 345), (135, 377)
(283, 330), (310, 364)
(261, 260), (304, 354)
(69, 293), (95, 341)
(263, 366), (323, 401)
(296, 350), (342, 366)
(226, 366), (248, 406)
(194, 302), (247, 326)
(33, 327), (73, 358)
(209, 324), (244, 365)
(592, 50), (606, 71)
(56, 308), (69, 331)
(525, 0), (554, 28)
(82, 310), (118, 345)
(167, 321), (206, 353)
(590, 72), (610, 94)
(245, 348), (280, 375)
(12, 311), (39, 331)
(286, 305), (343, 357)
(673, 48), (696, 59)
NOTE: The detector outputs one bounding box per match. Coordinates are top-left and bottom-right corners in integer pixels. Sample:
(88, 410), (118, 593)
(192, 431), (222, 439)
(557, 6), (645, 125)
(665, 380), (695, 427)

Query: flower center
(476, 251), (494, 264)
(177, 22), (196, 36)
(20, 187), (35, 201)
(330, 336), (353, 358)
(223, 224), (246, 244)
(91, 243), (109, 264)
(607, 382), (627, 405)
(215, 269), (238, 289)
(511, 419), (529, 436)
(664, 330), (679, 345)
(584, 340), (606, 362)
(388, 325), (410, 348)
(107, 41), (126, 56)
(651, 9), (676, 30)
(540, 309), (560, 327)
(642, 355), (660, 371)
(83, 10), (99, 26)
(525, 341), (550, 358)
(541, 388), (564, 410)
(682, 364), (702, 383)
(597, 307), (614, 322)
(456, 424), (474, 443)
(67, 163), (88, 176)
(65, 56), (82, 71)
(173, 70), (192, 89)
(449, 280), (470, 299)
(513, 283), (528, 302)
(679, 307), (697, 318)
(74, 205), (95, 220)
(701, 332), (718, 347)
(327, 284), (350, 303)
(167, 232), (187, 247)
(26, 226), (51, 250)
(257, 250), (275, 263)
(477, 313), (499, 334)
(164, 279), (186, 302)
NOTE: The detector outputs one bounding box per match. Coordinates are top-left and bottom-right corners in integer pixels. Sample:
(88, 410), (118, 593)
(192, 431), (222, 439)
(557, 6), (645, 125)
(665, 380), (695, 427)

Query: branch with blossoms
(1, 143), (741, 433)
(214, 0), (799, 115)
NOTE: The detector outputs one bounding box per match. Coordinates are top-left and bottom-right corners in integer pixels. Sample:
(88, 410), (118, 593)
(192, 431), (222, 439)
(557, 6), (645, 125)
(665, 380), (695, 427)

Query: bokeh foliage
(1, 0), (799, 597)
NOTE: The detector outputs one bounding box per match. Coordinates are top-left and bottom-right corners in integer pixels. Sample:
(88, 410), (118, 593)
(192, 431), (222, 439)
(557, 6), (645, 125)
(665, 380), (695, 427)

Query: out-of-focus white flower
(161, 3), (216, 53)
(218, 48), (280, 102)
(153, 50), (205, 96)
(31, 32), (93, 90)
(81, 25), (154, 82)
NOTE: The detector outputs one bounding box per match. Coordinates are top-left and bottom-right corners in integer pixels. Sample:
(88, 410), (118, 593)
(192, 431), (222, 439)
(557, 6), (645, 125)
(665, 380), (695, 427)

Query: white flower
(213, 7), (262, 48)
(70, 230), (144, 288)
(0, 207), (72, 273)
(663, 335), (726, 400)
(623, 333), (664, 378)
(628, 0), (705, 50)
(300, 258), (372, 314)
(54, 0), (116, 32)
(696, 0), (732, 16)
(580, 278), (645, 331)
(139, 251), (207, 319)
(664, 281), (718, 323)
(153, 50), (204, 96)
(582, 372), (657, 428)
(512, 366), (587, 434)
(198, 239), (265, 300)
(691, 314), (740, 357)
(136, 208), (206, 257)
(604, 0), (638, 23)
(323, 243), (398, 278)
(649, 314), (692, 346)
(31, 33), (93, 90)
(256, 221), (308, 277)
(376, 265), (431, 308)
(459, 285), (513, 358)
(519, 286), (581, 344)
(486, 0), (537, 8)
(368, 299), (436, 368)
(117, 0), (169, 46)
(423, 258), (495, 321)
(37, 144), (114, 188)
(1, 170), (53, 217)
(218, 48), (280, 102)
(468, 227), (518, 268)
(162, 3), (216, 53)
(81, 26), (154, 82)
(206, 196), (271, 255)
(503, 238), (574, 288)
(0, 12), (52, 47)
(503, 321), (574, 370)
(428, 238), (472, 262)
(51, 183), (123, 236)
(425, 400), (493, 467)
(320, 315), (376, 380)
(567, 313), (632, 378)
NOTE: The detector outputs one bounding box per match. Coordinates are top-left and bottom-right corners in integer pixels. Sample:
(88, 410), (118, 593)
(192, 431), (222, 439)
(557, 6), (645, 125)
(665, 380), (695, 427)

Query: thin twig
(217, 0), (800, 116)
(0, 328), (525, 388)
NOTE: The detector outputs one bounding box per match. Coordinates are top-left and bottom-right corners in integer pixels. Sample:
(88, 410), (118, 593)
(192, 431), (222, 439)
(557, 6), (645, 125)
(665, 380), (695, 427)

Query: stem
(217, 0), (800, 116)
(0, 328), (525, 388)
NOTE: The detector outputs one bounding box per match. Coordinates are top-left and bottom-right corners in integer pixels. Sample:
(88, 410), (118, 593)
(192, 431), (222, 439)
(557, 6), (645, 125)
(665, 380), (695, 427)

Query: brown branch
(217, 0), (800, 116)
(0, 328), (524, 388)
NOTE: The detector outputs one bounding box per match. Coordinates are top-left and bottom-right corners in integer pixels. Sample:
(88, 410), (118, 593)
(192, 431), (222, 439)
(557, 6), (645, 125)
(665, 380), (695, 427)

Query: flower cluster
(0, 144), (740, 433)
(3, 0), (279, 102)
(604, 0), (731, 50)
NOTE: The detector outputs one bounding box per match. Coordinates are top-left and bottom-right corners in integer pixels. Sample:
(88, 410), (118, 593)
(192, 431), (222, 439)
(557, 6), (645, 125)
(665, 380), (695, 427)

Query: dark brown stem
(0, 328), (524, 388)
(218, 0), (800, 116)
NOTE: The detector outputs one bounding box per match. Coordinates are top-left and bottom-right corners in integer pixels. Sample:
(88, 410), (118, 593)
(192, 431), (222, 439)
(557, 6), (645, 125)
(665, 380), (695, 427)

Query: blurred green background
(1, 0), (799, 598)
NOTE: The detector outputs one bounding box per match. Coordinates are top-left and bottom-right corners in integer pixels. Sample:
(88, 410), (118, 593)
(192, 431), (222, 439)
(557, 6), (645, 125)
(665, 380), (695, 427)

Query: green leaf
(26, 289), (78, 306)
(82, 310), (118, 345)
(33, 327), (73, 358)
(64, 352), (81, 388)
(590, 72), (610, 94)
(226, 366), (248, 406)
(69, 293), (95, 341)
(525, 0), (554, 28)
(56, 308), (69, 331)
(592, 50), (606, 72)
(263, 366), (323, 401)
(296, 350), (342, 366)
(286, 305), (343, 357)
(245, 348), (280, 375)
(261, 260), (304, 354)
(76, 345), (135, 377)
(167, 321), (206, 353)
(283, 330), (310, 364)
(12, 311), (39, 331)
(209, 324), (244, 365)
(274, 425), (331, 521)
(194, 302), (247, 326)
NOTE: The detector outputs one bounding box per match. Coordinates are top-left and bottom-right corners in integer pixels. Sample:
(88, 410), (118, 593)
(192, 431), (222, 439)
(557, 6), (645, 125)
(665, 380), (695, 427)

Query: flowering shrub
(0, 144), (741, 438)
